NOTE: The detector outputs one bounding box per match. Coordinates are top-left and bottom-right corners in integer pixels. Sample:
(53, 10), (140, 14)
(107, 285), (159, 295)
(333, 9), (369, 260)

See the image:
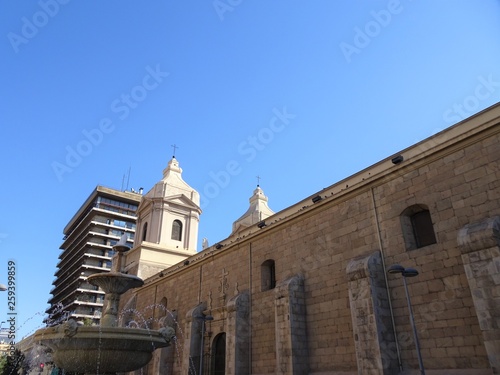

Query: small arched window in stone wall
(401, 204), (437, 250)
(171, 220), (183, 241)
(142, 222), (148, 242)
(261, 259), (276, 291)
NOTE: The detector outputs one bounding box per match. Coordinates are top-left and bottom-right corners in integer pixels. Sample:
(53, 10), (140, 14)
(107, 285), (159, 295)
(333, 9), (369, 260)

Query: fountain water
(33, 236), (175, 374)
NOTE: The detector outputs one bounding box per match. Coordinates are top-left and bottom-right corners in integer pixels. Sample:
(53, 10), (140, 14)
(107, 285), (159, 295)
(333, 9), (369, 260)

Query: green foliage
(0, 355), (7, 374)
(0, 349), (25, 375)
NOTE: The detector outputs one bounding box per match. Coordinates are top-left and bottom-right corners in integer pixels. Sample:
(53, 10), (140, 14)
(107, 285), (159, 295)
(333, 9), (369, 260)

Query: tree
(0, 349), (27, 375)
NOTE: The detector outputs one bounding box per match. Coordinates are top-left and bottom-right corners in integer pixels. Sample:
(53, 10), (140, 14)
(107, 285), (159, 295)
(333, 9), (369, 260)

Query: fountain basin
(87, 272), (143, 294)
(34, 324), (173, 374)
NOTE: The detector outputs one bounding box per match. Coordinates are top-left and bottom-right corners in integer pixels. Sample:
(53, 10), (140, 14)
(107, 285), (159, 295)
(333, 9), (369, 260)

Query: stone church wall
(122, 108), (499, 374)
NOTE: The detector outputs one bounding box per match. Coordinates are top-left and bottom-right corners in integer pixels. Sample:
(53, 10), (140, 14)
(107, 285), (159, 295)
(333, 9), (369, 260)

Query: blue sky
(0, 1), (499, 340)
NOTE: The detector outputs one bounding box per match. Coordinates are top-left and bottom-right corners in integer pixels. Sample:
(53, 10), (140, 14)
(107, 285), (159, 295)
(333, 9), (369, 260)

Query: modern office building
(45, 186), (142, 326)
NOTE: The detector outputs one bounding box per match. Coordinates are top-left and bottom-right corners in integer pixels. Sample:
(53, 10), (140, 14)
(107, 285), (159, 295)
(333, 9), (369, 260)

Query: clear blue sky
(0, 1), (499, 340)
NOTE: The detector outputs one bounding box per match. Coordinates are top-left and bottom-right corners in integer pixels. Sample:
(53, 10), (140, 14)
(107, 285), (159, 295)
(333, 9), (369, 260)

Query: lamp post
(388, 264), (425, 375)
(195, 314), (213, 375)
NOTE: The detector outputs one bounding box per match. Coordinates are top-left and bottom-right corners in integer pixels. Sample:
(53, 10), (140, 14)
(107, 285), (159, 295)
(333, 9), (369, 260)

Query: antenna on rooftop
(126, 166), (131, 191)
(121, 167), (132, 192)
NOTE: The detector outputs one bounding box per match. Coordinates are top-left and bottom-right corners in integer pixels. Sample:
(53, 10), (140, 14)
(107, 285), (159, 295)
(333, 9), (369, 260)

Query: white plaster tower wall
(134, 157), (200, 251)
(124, 156), (201, 279)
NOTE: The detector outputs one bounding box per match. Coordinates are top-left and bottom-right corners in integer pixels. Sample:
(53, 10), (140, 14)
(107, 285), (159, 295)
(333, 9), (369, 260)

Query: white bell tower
(124, 156), (201, 279)
(231, 184), (274, 234)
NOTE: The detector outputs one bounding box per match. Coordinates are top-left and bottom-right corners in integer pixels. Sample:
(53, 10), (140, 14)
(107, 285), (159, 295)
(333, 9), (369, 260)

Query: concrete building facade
(46, 186), (142, 325)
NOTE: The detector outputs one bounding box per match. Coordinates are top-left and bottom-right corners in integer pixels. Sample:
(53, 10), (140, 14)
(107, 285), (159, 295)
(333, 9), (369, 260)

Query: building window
(401, 205), (437, 250)
(211, 333), (226, 375)
(171, 220), (182, 241)
(110, 229), (124, 237)
(142, 222), (148, 242)
(261, 259), (276, 291)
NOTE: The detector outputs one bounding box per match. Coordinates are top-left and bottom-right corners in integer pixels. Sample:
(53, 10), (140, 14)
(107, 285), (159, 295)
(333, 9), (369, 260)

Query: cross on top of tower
(256, 175), (261, 187)
(171, 144), (179, 158)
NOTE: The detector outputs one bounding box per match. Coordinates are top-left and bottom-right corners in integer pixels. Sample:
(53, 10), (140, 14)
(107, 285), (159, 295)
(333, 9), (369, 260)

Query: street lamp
(388, 264), (425, 375)
(195, 314), (213, 375)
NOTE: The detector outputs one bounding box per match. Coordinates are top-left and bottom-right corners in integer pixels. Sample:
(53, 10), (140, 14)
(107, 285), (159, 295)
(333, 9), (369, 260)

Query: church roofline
(259, 102), (500, 230)
(136, 102), (500, 288)
(137, 193), (202, 214)
(217, 101), (500, 245)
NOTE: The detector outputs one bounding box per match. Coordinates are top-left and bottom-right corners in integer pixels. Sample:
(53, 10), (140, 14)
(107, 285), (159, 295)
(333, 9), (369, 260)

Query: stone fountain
(34, 236), (175, 374)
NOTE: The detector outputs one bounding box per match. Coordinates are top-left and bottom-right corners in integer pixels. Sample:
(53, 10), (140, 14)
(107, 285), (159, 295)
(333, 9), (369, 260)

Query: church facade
(120, 103), (500, 375)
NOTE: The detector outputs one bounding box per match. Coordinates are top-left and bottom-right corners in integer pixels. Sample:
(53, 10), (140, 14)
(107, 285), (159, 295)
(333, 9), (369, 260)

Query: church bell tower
(123, 156), (201, 279)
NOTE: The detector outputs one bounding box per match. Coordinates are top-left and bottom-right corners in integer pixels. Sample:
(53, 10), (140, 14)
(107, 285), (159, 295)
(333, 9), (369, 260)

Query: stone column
(458, 216), (500, 374)
(274, 275), (309, 375)
(346, 251), (398, 375)
(226, 291), (250, 375)
(181, 304), (206, 375)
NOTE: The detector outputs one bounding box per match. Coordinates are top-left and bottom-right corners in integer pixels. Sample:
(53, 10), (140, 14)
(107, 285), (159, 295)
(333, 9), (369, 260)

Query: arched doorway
(211, 332), (226, 375)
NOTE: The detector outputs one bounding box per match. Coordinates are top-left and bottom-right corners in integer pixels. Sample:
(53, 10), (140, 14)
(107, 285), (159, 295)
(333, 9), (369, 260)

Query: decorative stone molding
(458, 216), (500, 374)
(346, 251), (398, 375)
(218, 268), (230, 303)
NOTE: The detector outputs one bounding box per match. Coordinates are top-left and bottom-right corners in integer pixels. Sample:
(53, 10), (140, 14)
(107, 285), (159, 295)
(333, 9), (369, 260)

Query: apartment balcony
(76, 287), (105, 295)
(62, 207), (136, 248)
(71, 312), (102, 320)
(73, 300), (104, 307)
(57, 238), (113, 269)
(56, 244), (117, 276)
(50, 275), (85, 298)
(71, 293), (105, 307)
